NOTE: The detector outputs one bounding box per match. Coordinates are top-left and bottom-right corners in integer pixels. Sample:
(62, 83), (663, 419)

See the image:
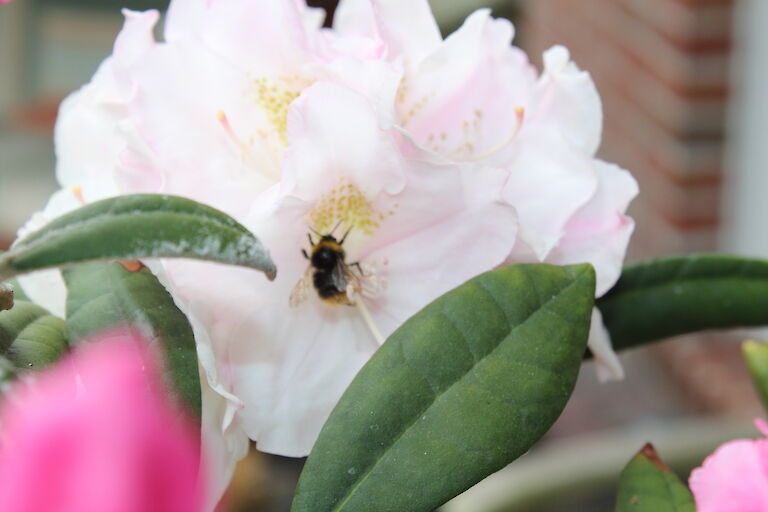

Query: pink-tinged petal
(54, 9), (159, 201)
(529, 45), (603, 157)
(122, 40), (275, 217)
(333, 0), (379, 40)
(0, 331), (202, 512)
(370, 0), (441, 67)
(114, 9), (160, 76)
(15, 269), (67, 317)
(546, 160), (638, 296)
(502, 125), (598, 260)
(144, 261), (252, 511)
(284, 81), (406, 199)
(334, 0), (440, 68)
(13, 188), (84, 316)
(301, 3), (326, 32)
(399, 9), (537, 161)
(198, 371), (250, 511)
(690, 432), (768, 512)
(366, 169), (518, 334)
(164, 0), (208, 42)
(587, 308), (624, 381)
(165, 0), (316, 75)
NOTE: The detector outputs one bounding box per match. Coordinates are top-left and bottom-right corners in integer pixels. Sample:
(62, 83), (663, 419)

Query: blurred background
(1, 0), (766, 510)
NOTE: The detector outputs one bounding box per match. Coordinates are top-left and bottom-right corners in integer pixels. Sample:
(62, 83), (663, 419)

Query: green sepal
(615, 444), (695, 512)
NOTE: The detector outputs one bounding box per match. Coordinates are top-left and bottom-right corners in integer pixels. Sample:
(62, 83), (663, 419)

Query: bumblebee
(289, 229), (362, 307)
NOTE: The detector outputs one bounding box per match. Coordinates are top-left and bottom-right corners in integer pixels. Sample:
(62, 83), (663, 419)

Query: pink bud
(0, 330), (203, 511)
(689, 419), (768, 511)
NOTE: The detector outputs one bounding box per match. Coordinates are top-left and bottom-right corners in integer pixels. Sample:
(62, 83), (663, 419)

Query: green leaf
(0, 194), (276, 281)
(6, 278), (30, 302)
(63, 261), (201, 418)
(615, 443), (695, 512)
(0, 300), (68, 370)
(742, 340), (768, 411)
(597, 254), (768, 352)
(292, 263), (596, 512)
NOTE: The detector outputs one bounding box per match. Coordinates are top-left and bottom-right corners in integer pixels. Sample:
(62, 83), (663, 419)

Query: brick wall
(521, 0), (734, 259)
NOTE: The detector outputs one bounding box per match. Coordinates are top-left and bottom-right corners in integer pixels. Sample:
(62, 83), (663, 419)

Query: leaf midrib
(327, 271), (586, 512)
(12, 210), (245, 256)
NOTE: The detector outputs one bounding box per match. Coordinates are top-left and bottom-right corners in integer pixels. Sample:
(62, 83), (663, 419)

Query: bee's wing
(332, 261), (361, 298)
(289, 266), (313, 308)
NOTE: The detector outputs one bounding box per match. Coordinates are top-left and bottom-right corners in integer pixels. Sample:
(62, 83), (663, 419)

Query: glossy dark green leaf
(63, 261), (201, 418)
(0, 300), (68, 370)
(0, 194), (276, 281)
(292, 263), (596, 512)
(743, 340), (768, 411)
(597, 255), (768, 352)
(615, 444), (695, 512)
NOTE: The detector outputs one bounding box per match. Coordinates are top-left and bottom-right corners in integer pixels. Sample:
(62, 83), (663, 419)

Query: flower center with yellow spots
(309, 178), (397, 237)
(253, 76), (313, 145)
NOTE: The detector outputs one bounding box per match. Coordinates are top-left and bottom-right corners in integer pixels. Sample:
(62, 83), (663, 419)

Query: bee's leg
(302, 249), (309, 260)
(350, 261), (364, 276)
(307, 233), (315, 246)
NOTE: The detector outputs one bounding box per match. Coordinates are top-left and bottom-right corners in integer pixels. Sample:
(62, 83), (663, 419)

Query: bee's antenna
(339, 226), (353, 245)
(330, 219), (343, 236)
(307, 232), (315, 246)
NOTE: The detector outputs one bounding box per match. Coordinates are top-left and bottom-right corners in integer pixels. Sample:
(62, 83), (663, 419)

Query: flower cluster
(18, 0), (637, 505)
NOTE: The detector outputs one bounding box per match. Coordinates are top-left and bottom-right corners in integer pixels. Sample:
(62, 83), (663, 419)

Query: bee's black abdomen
(313, 270), (342, 298)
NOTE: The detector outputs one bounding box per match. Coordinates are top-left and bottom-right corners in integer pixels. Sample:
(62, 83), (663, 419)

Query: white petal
(399, 9), (537, 159)
(13, 188), (83, 316)
(534, 45), (603, 157)
(502, 126), (598, 260)
(588, 308), (624, 381)
(547, 160), (638, 296)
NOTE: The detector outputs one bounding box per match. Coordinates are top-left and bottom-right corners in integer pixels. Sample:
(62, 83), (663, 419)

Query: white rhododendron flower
(17, 0), (637, 506)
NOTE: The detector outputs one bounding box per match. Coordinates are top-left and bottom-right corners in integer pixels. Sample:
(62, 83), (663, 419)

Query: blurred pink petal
(689, 419), (768, 512)
(0, 330), (202, 512)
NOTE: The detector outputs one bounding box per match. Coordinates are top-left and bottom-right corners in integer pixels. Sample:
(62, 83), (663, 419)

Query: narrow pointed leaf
(743, 340), (768, 411)
(0, 194), (276, 281)
(597, 255), (768, 352)
(0, 300), (68, 370)
(615, 444), (695, 512)
(292, 263), (596, 512)
(63, 261), (201, 418)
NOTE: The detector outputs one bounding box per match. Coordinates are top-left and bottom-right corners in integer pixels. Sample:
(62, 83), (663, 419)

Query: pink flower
(689, 419), (768, 511)
(16, 0), (638, 498)
(0, 330), (202, 512)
